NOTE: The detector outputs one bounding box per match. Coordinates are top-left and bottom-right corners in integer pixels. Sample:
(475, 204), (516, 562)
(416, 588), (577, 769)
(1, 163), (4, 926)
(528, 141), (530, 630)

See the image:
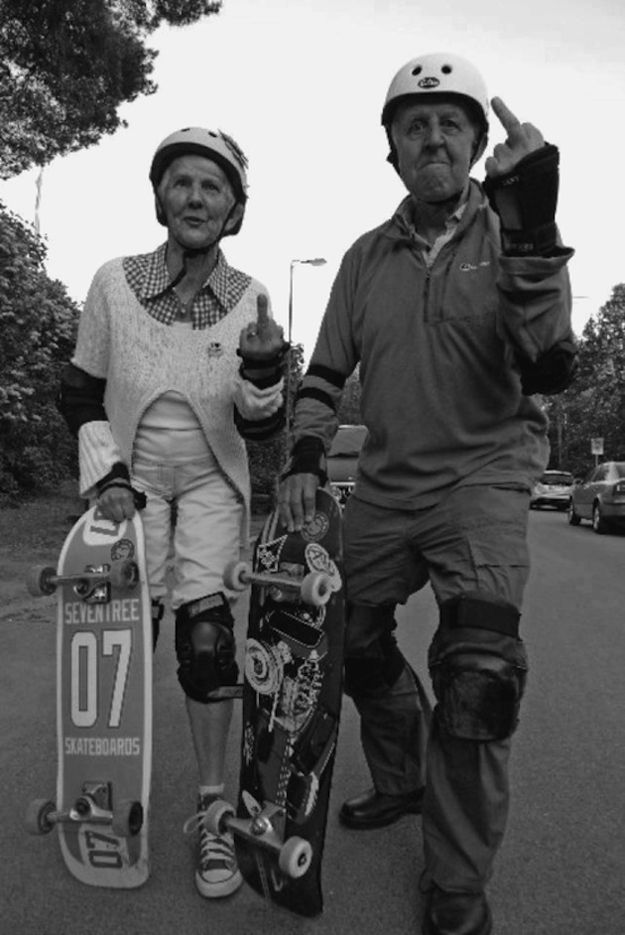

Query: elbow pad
(484, 144), (561, 257)
(57, 364), (107, 436)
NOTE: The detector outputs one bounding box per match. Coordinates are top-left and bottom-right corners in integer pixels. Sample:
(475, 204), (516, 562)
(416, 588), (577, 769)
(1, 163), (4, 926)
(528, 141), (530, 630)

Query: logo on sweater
(207, 342), (223, 358)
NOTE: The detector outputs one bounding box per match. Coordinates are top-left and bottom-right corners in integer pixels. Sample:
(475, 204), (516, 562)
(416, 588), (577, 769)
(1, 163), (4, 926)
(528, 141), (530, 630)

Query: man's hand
(97, 486), (136, 524)
(278, 473), (320, 533)
(485, 97), (545, 178)
(239, 294), (284, 361)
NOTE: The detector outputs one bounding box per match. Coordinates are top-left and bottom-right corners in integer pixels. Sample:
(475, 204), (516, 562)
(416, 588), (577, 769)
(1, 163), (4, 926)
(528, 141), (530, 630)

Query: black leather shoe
(338, 786), (425, 829)
(422, 885), (493, 935)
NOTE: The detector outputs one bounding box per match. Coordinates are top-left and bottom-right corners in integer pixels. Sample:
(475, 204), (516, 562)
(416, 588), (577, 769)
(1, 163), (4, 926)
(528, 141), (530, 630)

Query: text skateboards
(213, 486), (344, 916)
(25, 505), (152, 888)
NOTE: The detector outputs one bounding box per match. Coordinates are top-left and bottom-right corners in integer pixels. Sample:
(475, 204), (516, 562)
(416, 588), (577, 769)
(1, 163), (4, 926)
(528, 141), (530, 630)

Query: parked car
(529, 470), (575, 510)
(327, 424), (367, 506)
(568, 461), (625, 533)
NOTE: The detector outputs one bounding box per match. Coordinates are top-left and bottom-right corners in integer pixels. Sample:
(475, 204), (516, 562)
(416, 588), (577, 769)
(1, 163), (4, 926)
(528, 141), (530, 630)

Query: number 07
(71, 630), (132, 728)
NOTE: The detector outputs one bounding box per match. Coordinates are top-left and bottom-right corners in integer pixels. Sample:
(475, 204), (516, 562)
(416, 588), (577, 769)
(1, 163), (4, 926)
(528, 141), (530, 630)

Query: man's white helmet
(150, 127), (248, 235)
(381, 53), (489, 132)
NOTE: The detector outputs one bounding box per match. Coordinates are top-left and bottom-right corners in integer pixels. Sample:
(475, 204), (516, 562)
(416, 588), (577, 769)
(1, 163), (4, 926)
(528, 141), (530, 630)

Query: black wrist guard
(237, 342), (290, 390)
(282, 436), (327, 485)
(96, 464), (147, 510)
(483, 143), (560, 256)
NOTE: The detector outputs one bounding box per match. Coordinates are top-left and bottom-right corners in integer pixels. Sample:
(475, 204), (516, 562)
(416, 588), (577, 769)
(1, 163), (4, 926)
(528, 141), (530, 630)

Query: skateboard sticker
(256, 535), (287, 575)
(304, 544), (341, 592)
(243, 724), (255, 766)
(301, 512), (330, 543)
(111, 539), (135, 561)
(245, 638), (289, 695)
(78, 826), (129, 873)
(82, 512), (128, 548)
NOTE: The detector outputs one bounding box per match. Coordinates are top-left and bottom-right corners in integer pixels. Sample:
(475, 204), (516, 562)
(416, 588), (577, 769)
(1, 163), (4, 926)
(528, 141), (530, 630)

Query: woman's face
(158, 154), (242, 249)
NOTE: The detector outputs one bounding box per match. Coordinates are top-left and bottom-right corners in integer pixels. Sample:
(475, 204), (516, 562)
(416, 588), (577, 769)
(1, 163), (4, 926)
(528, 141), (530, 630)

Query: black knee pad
(429, 594), (528, 741)
(175, 593), (238, 703)
(344, 603), (407, 699)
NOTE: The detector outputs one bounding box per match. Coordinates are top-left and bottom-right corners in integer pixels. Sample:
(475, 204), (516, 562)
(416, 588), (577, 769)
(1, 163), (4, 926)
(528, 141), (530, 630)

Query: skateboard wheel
(26, 565), (57, 597)
(112, 799), (143, 836)
(25, 798), (56, 835)
(109, 559), (139, 589)
(223, 560), (251, 591)
(300, 572), (331, 607)
(204, 799), (235, 835)
(278, 836), (313, 879)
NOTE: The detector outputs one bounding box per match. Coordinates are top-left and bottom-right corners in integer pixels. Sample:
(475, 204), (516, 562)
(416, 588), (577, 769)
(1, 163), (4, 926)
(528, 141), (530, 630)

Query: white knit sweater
(73, 257), (272, 544)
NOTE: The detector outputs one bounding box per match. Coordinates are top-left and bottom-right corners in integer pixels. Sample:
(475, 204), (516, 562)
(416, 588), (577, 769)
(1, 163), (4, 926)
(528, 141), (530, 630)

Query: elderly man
(279, 53), (576, 934)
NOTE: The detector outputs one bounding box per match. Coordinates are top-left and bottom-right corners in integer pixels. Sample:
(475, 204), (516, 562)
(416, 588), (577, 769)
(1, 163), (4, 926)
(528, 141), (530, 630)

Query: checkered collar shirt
(122, 243), (251, 329)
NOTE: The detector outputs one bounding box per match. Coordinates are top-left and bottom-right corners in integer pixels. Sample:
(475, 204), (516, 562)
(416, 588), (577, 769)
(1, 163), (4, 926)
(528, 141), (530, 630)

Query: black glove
(483, 143), (560, 257)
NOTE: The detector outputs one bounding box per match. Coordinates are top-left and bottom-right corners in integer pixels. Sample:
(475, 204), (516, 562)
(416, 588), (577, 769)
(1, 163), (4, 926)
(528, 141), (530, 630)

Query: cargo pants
(342, 483), (530, 893)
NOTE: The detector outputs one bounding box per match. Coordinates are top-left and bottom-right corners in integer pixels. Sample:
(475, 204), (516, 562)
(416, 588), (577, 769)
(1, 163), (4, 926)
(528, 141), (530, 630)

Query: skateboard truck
(26, 560), (140, 601)
(25, 781), (143, 838)
(224, 561), (331, 607)
(204, 799), (313, 879)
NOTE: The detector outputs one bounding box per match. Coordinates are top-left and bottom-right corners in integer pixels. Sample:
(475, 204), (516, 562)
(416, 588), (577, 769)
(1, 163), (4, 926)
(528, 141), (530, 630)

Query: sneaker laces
(182, 801), (236, 873)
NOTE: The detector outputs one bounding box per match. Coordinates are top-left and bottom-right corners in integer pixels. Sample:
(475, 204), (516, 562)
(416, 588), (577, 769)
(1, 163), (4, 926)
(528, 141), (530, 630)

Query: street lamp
(288, 257), (327, 346)
(286, 257), (327, 439)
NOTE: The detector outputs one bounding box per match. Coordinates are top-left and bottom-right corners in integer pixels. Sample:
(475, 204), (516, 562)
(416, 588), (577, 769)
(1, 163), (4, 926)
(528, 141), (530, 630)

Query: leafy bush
(0, 202), (79, 504)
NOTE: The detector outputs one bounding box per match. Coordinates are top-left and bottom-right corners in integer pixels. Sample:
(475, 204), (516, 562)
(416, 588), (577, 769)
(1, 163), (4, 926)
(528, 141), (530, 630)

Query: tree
(0, 201), (79, 502)
(543, 284), (625, 476)
(0, 0), (222, 178)
(337, 367), (362, 424)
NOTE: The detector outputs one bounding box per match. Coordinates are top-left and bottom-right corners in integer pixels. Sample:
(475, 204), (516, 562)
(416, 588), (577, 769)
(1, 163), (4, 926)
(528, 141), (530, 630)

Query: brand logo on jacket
(459, 260), (491, 272)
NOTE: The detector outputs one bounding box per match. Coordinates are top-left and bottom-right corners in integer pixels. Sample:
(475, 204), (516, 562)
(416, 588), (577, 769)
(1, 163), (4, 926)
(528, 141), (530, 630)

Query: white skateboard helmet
(381, 53), (489, 171)
(381, 53), (489, 131)
(150, 127), (248, 198)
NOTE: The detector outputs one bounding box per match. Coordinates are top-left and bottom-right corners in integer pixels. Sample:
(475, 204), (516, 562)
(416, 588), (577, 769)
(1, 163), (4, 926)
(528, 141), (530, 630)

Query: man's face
(158, 154), (242, 249)
(391, 98), (483, 203)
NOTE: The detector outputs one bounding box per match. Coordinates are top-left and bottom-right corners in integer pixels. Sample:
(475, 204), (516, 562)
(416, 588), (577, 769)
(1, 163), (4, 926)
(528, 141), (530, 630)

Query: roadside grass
(0, 482), (269, 625)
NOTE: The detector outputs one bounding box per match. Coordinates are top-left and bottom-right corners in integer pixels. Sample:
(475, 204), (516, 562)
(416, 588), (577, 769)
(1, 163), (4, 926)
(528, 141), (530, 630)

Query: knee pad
(175, 593), (238, 703)
(344, 603), (406, 698)
(428, 594), (528, 741)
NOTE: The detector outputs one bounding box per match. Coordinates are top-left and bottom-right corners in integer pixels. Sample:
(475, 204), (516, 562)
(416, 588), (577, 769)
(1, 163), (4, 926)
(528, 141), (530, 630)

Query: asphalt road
(2, 509), (624, 935)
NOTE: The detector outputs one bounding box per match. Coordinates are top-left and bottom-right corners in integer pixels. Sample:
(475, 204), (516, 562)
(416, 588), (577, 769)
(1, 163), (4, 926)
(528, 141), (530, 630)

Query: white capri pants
(132, 452), (244, 610)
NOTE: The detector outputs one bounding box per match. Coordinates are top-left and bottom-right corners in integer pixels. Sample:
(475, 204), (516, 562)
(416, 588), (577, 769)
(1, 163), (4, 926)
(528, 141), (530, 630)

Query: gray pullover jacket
(292, 179), (577, 509)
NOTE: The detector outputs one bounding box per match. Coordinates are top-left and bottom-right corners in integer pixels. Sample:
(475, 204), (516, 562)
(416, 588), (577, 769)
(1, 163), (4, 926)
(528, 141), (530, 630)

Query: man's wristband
(483, 143), (561, 257)
(282, 436), (328, 485)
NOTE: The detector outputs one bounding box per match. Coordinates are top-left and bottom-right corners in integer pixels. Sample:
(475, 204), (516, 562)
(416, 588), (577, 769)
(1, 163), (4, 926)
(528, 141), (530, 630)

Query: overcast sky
(1, 0), (623, 360)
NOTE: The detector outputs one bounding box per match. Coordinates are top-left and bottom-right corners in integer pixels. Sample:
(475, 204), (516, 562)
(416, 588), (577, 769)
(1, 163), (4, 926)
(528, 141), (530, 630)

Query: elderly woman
(58, 127), (286, 899)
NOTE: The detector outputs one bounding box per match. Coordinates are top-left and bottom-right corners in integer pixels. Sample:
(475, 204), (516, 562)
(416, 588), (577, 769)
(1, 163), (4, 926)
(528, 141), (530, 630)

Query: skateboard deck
(25, 505), (152, 888)
(214, 487), (344, 916)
